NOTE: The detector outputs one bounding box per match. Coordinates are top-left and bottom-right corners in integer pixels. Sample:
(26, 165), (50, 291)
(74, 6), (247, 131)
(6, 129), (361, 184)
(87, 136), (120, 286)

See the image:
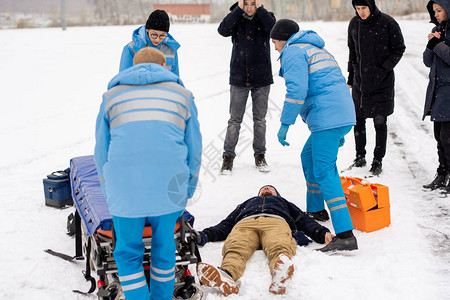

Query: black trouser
(354, 115), (387, 162)
(433, 121), (450, 175)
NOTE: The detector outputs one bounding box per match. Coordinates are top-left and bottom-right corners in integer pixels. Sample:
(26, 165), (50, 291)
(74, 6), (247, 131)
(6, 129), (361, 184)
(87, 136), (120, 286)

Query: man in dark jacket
(195, 185), (333, 296)
(218, 0), (276, 175)
(347, 0), (405, 175)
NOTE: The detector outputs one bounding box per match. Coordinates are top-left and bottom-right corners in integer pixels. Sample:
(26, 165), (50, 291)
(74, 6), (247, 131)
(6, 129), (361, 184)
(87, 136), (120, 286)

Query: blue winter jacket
(278, 30), (356, 132)
(94, 63), (202, 218)
(119, 26), (181, 76)
(201, 194), (330, 246)
(423, 0), (450, 121)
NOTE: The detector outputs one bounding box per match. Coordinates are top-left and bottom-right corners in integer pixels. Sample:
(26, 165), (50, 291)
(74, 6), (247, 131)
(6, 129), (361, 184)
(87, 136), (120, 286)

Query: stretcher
(68, 155), (203, 300)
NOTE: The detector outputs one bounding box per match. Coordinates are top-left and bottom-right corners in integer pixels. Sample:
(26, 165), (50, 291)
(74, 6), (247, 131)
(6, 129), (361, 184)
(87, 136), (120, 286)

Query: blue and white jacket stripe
(278, 30), (356, 132)
(94, 63), (202, 217)
(119, 26), (180, 76)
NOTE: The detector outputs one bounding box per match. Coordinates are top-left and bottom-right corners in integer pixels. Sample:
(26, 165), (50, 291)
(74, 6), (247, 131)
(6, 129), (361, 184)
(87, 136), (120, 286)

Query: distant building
(154, 3), (210, 23)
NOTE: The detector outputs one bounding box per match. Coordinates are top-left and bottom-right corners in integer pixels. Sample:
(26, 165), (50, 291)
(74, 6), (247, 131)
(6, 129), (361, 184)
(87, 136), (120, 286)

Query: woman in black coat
(422, 0), (450, 191)
(347, 0), (405, 175)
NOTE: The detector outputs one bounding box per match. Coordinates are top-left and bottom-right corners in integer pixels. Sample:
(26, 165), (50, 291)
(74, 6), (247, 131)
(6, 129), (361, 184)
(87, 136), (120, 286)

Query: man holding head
(94, 47), (202, 300)
(218, 0), (276, 174)
(270, 19), (358, 252)
(119, 9), (181, 76)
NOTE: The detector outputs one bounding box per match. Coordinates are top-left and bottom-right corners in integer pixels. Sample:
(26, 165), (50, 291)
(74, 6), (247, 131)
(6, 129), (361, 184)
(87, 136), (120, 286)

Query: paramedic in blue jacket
(218, 0), (276, 174)
(422, 0), (450, 192)
(94, 47), (202, 300)
(271, 19), (358, 252)
(195, 185), (333, 296)
(119, 9), (180, 76)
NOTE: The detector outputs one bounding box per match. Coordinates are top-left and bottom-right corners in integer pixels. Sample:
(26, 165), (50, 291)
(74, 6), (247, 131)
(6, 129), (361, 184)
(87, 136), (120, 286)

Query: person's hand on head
(256, 0), (262, 8)
(238, 0), (244, 9)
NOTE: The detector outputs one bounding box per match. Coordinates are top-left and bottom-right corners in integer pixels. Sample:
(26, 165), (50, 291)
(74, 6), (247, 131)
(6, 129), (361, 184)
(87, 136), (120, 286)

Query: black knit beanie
(270, 19), (299, 41)
(145, 9), (170, 32)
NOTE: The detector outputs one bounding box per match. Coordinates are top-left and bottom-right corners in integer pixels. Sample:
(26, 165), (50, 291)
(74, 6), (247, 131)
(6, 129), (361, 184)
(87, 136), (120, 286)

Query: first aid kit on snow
(340, 176), (390, 232)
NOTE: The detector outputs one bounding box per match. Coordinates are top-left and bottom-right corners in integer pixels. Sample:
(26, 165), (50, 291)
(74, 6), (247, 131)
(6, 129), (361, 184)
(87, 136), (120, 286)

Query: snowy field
(1, 20), (449, 299)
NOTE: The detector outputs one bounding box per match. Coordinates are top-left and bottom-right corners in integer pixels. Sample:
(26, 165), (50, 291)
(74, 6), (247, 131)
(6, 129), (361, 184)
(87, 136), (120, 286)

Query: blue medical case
(43, 169), (73, 208)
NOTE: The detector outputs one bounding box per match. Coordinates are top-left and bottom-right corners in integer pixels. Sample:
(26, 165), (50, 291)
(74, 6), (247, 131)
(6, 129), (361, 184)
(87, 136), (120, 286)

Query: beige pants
(221, 216), (297, 280)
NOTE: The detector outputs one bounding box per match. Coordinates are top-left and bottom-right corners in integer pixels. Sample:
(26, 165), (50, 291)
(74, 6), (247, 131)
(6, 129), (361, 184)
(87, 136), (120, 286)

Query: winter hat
(270, 19), (300, 41)
(145, 9), (170, 32)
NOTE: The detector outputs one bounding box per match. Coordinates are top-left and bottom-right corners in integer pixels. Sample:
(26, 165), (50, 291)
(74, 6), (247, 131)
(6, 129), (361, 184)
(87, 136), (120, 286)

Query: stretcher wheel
(173, 282), (203, 300)
(97, 281), (124, 300)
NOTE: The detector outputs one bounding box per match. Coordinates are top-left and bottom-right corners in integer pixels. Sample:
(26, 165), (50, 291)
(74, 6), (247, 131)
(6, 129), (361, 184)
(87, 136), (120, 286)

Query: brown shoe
(269, 253), (294, 295)
(197, 262), (239, 296)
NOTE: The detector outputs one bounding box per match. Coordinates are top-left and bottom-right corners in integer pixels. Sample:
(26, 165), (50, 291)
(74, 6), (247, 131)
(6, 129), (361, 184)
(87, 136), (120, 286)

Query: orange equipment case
(340, 176), (390, 232)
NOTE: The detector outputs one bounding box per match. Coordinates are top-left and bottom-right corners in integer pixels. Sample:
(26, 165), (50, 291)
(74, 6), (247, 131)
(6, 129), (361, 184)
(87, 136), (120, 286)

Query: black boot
(307, 209), (330, 222)
(316, 235), (358, 252)
(255, 154), (270, 172)
(369, 159), (382, 176)
(423, 174), (448, 190)
(353, 155), (366, 168)
(220, 156), (234, 175)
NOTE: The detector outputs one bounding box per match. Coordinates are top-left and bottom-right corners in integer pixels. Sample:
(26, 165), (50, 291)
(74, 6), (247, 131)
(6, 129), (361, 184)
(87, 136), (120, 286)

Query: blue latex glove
(339, 137), (345, 147)
(277, 123), (290, 146)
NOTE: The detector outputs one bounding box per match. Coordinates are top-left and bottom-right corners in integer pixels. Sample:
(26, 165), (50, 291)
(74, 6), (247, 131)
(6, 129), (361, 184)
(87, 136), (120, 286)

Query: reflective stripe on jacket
(278, 30), (355, 132)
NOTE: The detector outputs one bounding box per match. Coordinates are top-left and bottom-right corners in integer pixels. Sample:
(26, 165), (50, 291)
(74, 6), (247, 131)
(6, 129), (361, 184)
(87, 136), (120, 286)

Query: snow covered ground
(1, 20), (449, 299)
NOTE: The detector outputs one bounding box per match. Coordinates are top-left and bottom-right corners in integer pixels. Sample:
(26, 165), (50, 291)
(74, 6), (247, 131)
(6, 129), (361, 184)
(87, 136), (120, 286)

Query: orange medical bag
(340, 176), (390, 232)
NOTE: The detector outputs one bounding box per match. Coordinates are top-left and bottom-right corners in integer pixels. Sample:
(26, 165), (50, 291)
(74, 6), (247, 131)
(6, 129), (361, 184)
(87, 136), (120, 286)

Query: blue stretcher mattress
(69, 155), (195, 237)
(70, 155), (112, 236)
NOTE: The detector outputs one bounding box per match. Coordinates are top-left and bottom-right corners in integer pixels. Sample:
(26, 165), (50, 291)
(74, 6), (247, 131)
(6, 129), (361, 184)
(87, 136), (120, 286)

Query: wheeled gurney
(69, 155), (203, 300)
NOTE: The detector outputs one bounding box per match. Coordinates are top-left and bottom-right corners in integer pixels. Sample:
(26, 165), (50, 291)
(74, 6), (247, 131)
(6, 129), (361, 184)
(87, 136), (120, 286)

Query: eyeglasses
(149, 33), (167, 40)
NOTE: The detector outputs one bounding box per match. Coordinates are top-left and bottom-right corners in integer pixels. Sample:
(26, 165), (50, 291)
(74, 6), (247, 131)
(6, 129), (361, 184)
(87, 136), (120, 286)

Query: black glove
(427, 36), (442, 50)
(197, 231), (209, 247)
(292, 230), (312, 246)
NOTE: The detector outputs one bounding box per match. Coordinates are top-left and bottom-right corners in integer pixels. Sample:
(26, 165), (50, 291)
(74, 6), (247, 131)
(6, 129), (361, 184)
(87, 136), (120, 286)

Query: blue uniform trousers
(301, 125), (354, 234)
(112, 210), (182, 300)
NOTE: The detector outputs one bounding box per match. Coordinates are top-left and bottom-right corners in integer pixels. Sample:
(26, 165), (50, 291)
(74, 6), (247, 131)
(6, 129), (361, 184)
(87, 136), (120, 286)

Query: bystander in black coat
(218, 3), (275, 87)
(422, 0), (450, 191)
(346, 0), (405, 174)
(423, 0), (450, 122)
(347, 0), (405, 118)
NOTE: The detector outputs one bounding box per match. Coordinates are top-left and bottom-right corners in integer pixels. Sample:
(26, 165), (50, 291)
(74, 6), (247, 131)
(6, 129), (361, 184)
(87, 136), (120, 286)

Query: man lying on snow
(195, 185), (334, 296)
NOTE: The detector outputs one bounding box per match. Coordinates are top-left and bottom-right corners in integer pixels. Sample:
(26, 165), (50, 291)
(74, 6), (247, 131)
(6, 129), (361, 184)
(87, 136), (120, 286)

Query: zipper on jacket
(245, 21), (250, 87)
(358, 21), (363, 109)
